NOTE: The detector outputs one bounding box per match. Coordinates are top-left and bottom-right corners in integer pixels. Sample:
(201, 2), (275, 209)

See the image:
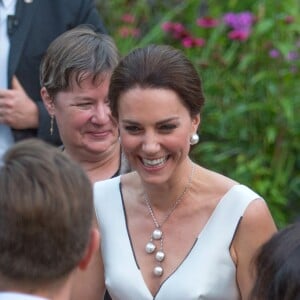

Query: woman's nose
(142, 133), (160, 154)
(91, 103), (110, 124)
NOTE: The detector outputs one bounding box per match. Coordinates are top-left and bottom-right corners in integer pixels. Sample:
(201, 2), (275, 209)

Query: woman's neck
(65, 144), (121, 183)
(141, 160), (195, 210)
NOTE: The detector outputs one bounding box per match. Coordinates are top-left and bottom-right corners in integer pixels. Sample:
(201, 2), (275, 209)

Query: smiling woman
(86, 44), (277, 299)
(40, 26), (130, 183)
(117, 86), (199, 185)
(49, 76), (115, 160)
(39, 26), (131, 300)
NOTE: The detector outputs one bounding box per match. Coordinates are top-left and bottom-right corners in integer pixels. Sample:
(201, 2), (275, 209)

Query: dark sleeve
(74, 0), (107, 33)
(35, 0), (107, 146)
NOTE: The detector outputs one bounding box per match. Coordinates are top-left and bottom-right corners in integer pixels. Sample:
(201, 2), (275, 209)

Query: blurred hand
(0, 76), (38, 129)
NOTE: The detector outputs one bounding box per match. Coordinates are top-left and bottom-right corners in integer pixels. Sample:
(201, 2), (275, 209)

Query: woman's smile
(141, 156), (169, 168)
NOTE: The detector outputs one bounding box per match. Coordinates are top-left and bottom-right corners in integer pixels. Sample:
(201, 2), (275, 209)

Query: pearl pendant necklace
(144, 163), (195, 277)
(145, 228), (165, 276)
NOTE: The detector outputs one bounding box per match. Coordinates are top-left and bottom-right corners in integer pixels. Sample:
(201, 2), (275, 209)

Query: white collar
(0, 292), (48, 300)
(1, 0), (17, 9)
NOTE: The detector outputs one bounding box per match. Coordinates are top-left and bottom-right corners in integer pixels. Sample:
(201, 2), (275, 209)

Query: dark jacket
(8, 0), (106, 145)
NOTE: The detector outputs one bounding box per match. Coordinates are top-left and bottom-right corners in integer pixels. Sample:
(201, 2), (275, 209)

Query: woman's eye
(124, 125), (141, 133)
(76, 102), (92, 108)
(159, 124), (177, 131)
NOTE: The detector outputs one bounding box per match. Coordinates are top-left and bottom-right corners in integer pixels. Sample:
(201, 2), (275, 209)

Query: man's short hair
(0, 139), (93, 285)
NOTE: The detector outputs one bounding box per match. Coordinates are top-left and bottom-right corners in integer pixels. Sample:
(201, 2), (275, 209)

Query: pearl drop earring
(190, 133), (199, 145)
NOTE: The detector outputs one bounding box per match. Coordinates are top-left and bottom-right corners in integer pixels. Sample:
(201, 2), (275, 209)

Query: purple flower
(290, 65), (298, 73)
(223, 12), (254, 41)
(238, 12), (254, 28)
(269, 49), (280, 58)
(286, 51), (299, 61)
(223, 12), (254, 30)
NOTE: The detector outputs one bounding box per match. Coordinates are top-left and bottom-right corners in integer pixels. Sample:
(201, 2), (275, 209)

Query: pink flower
(121, 14), (135, 24)
(172, 22), (186, 34)
(182, 37), (194, 48)
(118, 26), (131, 38)
(132, 28), (141, 37)
(161, 21), (188, 39)
(182, 37), (205, 48)
(118, 26), (140, 38)
(161, 22), (174, 32)
(161, 21), (205, 48)
(228, 29), (251, 41)
(172, 24), (189, 39)
(196, 16), (219, 28)
(284, 15), (294, 24)
(194, 37), (205, 47)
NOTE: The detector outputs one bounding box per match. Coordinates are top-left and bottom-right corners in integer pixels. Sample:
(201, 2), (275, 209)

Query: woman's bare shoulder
(194, 165), (238, 196)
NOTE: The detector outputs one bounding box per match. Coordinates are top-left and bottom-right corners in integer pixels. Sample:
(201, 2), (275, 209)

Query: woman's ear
(41, 87), (55, 115)
(192, 114), (200, 133)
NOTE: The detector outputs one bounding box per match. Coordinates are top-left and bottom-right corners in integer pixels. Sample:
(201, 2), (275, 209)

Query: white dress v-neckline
(94, 176), (261, 300)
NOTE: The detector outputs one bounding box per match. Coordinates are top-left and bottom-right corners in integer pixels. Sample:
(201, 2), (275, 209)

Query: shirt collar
(1, 0), (17, 9)
(0, 292), (48, 300)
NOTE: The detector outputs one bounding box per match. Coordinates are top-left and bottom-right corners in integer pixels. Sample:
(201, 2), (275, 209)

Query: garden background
(96, 0), (300, 228)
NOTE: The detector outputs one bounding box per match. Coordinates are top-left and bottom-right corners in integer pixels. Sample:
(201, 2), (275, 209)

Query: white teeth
(142, 157), (167, 167)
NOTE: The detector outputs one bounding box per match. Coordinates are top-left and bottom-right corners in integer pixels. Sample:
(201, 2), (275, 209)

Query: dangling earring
(190, 133), (199, 145)
(50, 115), (54, 136)
(118, 128), (121, 143)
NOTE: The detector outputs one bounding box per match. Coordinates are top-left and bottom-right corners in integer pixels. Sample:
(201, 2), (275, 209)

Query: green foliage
(97, 0), (300, 227)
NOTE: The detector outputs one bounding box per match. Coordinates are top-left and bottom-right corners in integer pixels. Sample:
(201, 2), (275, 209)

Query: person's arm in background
(3, 0), (107, 145)
(0, 76), (38, 131)
(36, 0), (107, 145)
